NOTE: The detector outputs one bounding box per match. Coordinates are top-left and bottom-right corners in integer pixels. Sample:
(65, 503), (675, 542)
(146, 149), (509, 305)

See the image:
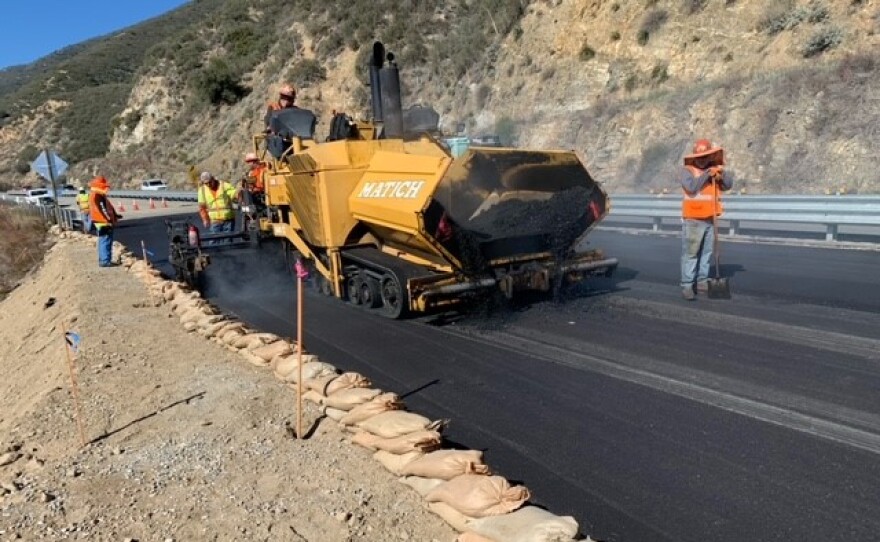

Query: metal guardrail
(607, 194), (880, 241)
(0, 198), (80, 230)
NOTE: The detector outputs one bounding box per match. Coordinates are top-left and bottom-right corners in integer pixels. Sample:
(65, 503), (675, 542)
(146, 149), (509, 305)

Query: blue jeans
(97, 226), (114, 266)
(81, 212), (92, 234)
(681, 218), (713, 288)
(207, 219), (234, 245)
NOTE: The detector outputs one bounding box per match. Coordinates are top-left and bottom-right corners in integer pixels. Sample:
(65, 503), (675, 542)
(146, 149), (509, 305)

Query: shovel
(708, 178), (731, 299)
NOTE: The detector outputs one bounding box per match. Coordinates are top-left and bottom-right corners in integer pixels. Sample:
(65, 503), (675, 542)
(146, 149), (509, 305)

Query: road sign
(31, 150), (68, 181)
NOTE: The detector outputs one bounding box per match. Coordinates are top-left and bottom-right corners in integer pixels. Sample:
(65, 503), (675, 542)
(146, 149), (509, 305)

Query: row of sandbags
(67, 232), (584, 542)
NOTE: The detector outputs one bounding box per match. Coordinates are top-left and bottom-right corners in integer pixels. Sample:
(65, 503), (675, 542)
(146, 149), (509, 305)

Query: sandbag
(280, 361), (336, 384)
(428, 502), (476, 533)
(399, 476), (444, 497)
(251, 340), (293, 362)
(323, 406), (348, 422)
(351, 429), (441, 454)
(325, 372), (371, 395)
(400, 450), (490, 480)
(323, 388), (382, 411)
(179, 309), (204, 325)
(241, 350), (270, 367)
(206, 320), (243, 338)
(197, 314), (227, 329)
(357, 411), (437, 439)
(220, 329), (244, 346)
(466, 506), (579, 542)
(232, 334), (269, 351)
(372, 450), (424, 475)
(425, 475), (530, 518)
(339, 393), (403, 426)
(304, 374), (338, 395)
(271, 353), (319, 377)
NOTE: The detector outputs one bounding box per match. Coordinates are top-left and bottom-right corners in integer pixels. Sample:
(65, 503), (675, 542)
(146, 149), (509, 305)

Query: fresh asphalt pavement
(115, 216), (880, 542)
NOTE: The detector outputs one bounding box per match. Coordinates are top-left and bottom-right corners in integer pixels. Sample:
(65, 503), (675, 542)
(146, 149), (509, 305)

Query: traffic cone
(133, 200), (140, 211)
(149, 198), (156, 209)
(162, 198), (168, 208)
(118, 202), (126, 212)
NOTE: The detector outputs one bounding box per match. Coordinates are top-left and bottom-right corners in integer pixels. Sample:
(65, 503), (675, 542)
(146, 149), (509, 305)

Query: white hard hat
(199, 171), (213, 183)
(245, 152), (258, 163)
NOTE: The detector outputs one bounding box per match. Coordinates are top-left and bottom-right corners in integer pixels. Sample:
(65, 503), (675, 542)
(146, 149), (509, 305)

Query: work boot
(682, 287), (696, 301)
(696, 282), (709, 295)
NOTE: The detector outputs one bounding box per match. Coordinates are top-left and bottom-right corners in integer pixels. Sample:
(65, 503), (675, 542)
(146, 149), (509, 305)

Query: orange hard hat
(89, 176), (109, 190)
(685, 138), (723, 162)
(279, 84), (296, 99)
(245, 152), (258, 163)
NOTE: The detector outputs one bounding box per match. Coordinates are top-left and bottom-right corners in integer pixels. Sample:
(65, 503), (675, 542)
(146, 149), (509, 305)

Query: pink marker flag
(295, 259), (310, 279)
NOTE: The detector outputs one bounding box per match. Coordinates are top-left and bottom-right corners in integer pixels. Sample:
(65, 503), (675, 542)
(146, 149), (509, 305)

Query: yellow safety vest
(199, 182), (236, 222)
(76, 193), (90, 211)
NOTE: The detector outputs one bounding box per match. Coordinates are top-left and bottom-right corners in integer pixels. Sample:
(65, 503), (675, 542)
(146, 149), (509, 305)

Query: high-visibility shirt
(681, 165), (724, 220)
(198, 181), (237, 222)
(89, 191), (118, 227)
(76, 193), (90, 211)
(248, 165), (266, 192)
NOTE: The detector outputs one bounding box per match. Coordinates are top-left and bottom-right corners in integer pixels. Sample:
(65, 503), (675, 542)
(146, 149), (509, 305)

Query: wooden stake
(296, 270), (304, 439)
(141, 240), (156, 307)
(61, 324), (87, 448)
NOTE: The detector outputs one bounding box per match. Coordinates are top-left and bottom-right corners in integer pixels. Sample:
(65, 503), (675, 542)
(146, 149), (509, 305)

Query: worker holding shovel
(679, 139), (734, 300)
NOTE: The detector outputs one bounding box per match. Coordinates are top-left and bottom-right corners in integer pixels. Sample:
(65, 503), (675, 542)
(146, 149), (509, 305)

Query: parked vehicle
(140, 179), (168, 191)
(25, 188), (55, 206)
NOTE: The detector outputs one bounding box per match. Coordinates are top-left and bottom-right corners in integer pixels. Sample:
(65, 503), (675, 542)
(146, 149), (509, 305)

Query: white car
(24, 188), (55, 206)
(140, 179), (168, 191)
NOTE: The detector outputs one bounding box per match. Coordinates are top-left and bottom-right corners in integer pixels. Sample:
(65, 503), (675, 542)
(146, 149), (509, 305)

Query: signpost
(30, 149), (68, 227)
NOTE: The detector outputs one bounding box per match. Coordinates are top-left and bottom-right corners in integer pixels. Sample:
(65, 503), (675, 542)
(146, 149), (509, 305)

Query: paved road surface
(116, 217), (880, 542)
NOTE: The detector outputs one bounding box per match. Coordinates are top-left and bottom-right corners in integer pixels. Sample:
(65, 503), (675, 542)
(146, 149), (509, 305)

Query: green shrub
(803, 26), (843, 57)
(610, 31), (621, 41)
(579, 44), (596, 61)
(286, 59), (327, 88)
(683, 0), (708, 14)
(191, 58), (249, 106)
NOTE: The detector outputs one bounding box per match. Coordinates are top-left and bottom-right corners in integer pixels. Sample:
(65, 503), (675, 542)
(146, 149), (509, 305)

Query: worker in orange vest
(243, 152), (266, 194)
(264, 84), (297, 132)
(88, 176), (122, 267)
(679, 139), (733, 300)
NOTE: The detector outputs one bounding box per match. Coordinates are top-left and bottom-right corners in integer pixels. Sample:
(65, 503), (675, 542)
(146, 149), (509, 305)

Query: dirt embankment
(0, 234), (456, 541)
(0, 205), (48, 299)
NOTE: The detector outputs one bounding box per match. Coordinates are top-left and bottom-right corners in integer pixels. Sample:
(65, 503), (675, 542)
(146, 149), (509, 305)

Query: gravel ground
(0, 235), (456, 541)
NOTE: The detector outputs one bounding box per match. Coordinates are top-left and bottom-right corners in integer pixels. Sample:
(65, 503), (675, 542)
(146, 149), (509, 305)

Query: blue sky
(0, 0), (190, 69)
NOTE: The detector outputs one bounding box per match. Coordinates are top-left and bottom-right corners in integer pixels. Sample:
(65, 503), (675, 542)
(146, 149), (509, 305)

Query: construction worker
(88, 176), (122, 267)
(243, 152), (266, 194)
(679, 138), (734, 300)
(198, 171), (237, 239)
(264, 84), (297, 132)
(75, 186), (91, 234)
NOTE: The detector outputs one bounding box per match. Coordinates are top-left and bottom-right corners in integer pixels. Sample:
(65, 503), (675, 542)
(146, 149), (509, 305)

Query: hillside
(0, 0), (878, 194)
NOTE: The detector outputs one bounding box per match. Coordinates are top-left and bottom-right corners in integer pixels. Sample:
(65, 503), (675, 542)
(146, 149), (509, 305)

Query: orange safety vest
(89, 191), (118, 225)
(248, 164), (266, 192)
(681, 165), (723, 219)
(199, 182), (236, 222)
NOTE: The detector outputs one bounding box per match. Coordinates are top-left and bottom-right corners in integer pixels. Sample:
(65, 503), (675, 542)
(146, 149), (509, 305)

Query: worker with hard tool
(679, 138), (733, 300)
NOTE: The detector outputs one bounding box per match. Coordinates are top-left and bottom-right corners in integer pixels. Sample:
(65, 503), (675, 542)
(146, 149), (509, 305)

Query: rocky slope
(0, 0), (878, 194)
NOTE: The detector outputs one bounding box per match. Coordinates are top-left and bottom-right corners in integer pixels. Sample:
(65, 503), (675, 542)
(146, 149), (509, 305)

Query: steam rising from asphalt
(200, 240), (297, 310)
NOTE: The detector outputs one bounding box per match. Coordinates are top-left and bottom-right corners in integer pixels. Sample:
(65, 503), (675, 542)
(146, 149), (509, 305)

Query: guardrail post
(729, 220), (739, 237)
(825, 224), (838, 242)
(652, 217), (662, 232)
